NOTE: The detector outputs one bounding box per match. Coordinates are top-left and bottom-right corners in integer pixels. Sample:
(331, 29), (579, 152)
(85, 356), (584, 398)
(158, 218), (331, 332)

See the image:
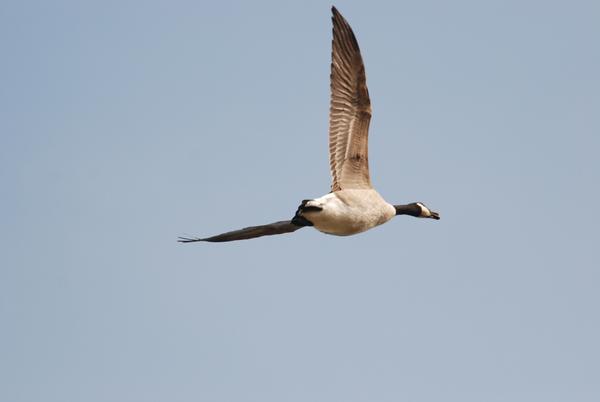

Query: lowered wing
(178, 220), (304, 243)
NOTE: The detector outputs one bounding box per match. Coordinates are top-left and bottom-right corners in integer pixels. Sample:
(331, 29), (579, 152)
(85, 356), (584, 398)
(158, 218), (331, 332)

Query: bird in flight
(179, 6), (439, 243)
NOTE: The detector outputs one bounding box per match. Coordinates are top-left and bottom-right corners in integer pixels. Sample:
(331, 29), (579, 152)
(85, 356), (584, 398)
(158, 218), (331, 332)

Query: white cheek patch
(416, 202), (431, 218)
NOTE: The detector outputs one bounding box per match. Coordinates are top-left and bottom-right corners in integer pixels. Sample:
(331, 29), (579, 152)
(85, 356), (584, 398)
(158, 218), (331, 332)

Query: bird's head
(416, 202), (440, 220)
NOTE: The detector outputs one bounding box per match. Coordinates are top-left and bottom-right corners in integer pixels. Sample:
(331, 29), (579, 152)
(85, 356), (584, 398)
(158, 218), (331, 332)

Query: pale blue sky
(2, 1), (600, 401)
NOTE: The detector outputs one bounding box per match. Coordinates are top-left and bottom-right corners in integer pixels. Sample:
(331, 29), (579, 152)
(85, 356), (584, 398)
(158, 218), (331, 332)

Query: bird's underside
(178, 190), (399, 243)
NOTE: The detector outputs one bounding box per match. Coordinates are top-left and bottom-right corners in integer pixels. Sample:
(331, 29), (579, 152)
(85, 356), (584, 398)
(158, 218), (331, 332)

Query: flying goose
(179, 6), (439, 243)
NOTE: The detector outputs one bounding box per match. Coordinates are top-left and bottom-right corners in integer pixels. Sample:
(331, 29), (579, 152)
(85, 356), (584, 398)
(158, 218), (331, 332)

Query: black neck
(394, 203), (420, 217)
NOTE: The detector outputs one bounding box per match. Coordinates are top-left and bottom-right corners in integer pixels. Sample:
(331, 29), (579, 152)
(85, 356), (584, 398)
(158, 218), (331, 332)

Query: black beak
(431, 211), (440, 220)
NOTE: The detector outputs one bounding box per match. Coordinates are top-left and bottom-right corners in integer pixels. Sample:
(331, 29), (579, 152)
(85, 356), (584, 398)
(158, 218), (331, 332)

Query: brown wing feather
(329, 7), (372, 191)
(178, 220), (303, 243)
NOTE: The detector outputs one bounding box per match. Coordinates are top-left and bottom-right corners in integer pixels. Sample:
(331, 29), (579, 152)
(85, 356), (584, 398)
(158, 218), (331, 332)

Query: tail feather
(291, 199), (321, 226)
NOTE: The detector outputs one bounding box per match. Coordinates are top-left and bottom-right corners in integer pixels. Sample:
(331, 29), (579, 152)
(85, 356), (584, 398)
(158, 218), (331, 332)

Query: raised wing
(329, 6), (372, 191)
(178, 220), (304, 243)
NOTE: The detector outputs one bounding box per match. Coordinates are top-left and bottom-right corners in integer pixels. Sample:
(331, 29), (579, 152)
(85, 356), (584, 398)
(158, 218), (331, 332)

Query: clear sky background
(2, 1), (599, 401)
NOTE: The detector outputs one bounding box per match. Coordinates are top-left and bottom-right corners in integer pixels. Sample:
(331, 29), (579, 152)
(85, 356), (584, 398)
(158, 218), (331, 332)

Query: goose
(179, 6), (439, 243)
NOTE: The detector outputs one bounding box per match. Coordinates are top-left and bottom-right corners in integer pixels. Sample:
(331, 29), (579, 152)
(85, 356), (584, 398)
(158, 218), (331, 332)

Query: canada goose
(179, 6), (439, 243)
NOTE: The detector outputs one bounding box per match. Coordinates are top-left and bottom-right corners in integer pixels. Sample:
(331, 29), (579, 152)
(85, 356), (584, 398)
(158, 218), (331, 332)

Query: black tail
(291, 199), (321, 227)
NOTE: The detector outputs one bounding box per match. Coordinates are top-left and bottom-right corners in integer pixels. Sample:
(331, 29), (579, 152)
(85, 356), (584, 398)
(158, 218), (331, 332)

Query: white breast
(302, 190), (396, 236)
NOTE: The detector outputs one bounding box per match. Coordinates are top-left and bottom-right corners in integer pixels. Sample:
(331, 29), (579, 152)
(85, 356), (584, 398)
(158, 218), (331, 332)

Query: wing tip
(330, 6), (360, 53)
(331, 5), (342, 22)
(177, 236), (206, 243)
